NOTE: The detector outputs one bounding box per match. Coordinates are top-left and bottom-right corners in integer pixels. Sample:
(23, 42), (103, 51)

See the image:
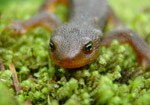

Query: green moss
(0, 82), (18, 105)
(0, 0), (150, 105)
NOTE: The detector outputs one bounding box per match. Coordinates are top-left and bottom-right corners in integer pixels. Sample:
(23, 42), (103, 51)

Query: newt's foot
(3, 20), (27, 36)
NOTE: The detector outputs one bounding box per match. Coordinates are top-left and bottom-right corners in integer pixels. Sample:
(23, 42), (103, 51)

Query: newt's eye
(49, 40), (56, 52)
(83, 41), (93, 54)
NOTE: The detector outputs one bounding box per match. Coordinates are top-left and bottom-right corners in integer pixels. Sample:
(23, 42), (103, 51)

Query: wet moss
(0, 0), (150, 105)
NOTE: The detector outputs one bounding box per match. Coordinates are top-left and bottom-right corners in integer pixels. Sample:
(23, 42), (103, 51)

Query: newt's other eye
(83, 41), (93, 54)
(49, 40), (56, 52)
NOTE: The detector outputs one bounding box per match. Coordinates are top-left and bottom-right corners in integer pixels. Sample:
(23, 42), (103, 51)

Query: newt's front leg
(101, 29), (150, 67)
(3, 11), (61, 35)
(2, 0), (70, 35)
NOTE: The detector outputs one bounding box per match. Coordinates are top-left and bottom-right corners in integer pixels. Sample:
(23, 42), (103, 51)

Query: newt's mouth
(50, 50), (100, 68)
(52, 58), (92, 68)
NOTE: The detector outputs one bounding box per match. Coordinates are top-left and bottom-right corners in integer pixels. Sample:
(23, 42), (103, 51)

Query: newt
(4, 0), (150, 68)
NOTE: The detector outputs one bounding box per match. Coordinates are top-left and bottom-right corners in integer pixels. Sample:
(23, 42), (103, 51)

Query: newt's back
(70, 0), (109, 29)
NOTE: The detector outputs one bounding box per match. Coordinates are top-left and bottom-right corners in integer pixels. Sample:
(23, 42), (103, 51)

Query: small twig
(25, 100), (32, 105)
(0, 58), (5, 71)
(9, 63), (20, 93)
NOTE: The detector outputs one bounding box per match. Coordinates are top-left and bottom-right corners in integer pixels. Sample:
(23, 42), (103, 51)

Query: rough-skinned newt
(4, 0), (150, 68)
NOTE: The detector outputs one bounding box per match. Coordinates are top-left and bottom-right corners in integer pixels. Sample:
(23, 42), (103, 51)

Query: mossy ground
(0, 0), (150, 105)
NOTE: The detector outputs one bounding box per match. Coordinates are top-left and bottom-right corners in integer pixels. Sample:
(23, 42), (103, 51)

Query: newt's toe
(3, 20), (26, 36)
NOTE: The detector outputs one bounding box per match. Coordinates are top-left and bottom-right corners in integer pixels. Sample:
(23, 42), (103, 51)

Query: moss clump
(0, 0), (150, 105)
(0, 82), (18, 105)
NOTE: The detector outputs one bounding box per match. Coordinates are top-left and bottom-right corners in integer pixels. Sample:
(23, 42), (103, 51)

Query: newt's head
(49, 23), (103, 68)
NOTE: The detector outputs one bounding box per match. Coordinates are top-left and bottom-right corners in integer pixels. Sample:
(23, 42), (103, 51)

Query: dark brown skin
(4, 0), (150, 68)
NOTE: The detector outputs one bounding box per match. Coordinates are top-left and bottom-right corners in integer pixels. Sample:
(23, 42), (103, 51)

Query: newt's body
(4, 0), (150, 68)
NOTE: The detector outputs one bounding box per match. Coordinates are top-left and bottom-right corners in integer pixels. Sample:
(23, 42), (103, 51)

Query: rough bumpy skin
(50, 0), (109, 68)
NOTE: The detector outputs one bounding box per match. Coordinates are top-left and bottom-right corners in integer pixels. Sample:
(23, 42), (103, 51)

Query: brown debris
(9, 63), (20, 93)
(0, 58), (5, 71)
(25, 100), (33, 105)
